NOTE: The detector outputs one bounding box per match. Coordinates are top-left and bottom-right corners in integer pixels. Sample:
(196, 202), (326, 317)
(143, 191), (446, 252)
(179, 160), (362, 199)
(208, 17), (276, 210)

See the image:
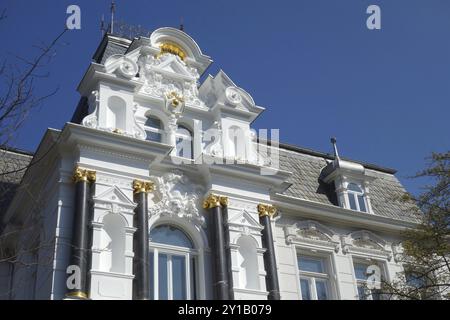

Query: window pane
(145, 117), (162, 129)
(149, 251), (154, 300)
(371, 289), (381, 300)
(406, 272), (426, 288)
(150, 225), (193, 248)
(357, 285), (368, 300)
(298, 256), (324, 273)
(176, 136), (192, 159)
(358, 195), (367, 212)
(348, 183), (362, 192)
(172, 255), (186, 300)
(176, 126), (191, 137)
(315, 280), (328, 300)
(158, 254), (168, 300)
(146, 131), (162, 142)
(300, 279), (311, 300)
(348, 194), (358, 210)
(354, 263), (369, 280)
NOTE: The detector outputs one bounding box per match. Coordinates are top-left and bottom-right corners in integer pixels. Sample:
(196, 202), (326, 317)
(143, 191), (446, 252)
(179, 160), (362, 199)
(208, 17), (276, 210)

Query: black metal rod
(133, 191), (150, 300)
(260, 215), (281, 300)
(68, 179), (90, 298)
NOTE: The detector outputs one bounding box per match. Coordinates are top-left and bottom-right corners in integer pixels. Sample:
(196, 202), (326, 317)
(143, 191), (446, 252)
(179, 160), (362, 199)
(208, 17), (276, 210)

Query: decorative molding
(228, 210), (264, 239)
(225, 86), (242, 105)
(72, 166), (96, 183)
(203, 193), (228, 209)
(82, 90), (99, 129)
(257, 204), (277, 218)
(284, 220), (341, 253)
(132, 179), (154, 194)
(149, 170), (205, 226)
(341, 230), (392, 260)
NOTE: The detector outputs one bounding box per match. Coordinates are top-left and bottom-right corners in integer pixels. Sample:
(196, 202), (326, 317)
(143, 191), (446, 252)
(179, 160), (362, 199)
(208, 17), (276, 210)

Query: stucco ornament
(149, 170), (205, 226)
(105, 54), (138, 79)
(136, 49), (206, 109)
(208, 121), (223, 157)
(82, 90), (99, 128)
(225, 86), (242, 105)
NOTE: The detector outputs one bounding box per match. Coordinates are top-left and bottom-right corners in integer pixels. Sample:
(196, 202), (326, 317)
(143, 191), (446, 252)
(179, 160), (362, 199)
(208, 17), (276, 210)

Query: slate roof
(277, 145), (421, 223)
(0, 148), (33, 216)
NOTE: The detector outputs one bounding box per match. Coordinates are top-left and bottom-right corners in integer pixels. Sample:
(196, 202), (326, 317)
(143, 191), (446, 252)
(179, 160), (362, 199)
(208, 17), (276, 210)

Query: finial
(331, 137), (340, 160)
(179, 16), (184, 31)
(100, 14), (106, 36)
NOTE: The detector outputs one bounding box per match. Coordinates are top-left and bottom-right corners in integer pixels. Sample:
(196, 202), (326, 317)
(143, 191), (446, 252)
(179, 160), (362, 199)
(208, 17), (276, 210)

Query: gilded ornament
(257, 203), (277, 218)
(73, 166), (96, 183)
(158, 42), (187, 61)
(203, 194), (228, 209)
(132, 179), (154, 194)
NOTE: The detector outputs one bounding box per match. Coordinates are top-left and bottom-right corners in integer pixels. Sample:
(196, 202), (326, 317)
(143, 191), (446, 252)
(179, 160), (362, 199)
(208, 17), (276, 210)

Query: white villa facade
(0, 27), (419, 300)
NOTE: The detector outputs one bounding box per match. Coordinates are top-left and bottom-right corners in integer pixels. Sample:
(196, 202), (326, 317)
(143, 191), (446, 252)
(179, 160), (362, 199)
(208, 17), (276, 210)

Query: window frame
(351, 258), (386, 300)
(175, 124), (194, 159)
(346, 182), (368, 213)
(143, 116), (165, 143)
(297, 254), (332, 300)
(149, 226), (198, 300)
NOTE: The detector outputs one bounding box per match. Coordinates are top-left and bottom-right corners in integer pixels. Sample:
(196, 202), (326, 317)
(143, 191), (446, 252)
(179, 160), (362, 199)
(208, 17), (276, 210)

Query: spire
(331, 137), (340, 160)
(110, 0), (116, 34)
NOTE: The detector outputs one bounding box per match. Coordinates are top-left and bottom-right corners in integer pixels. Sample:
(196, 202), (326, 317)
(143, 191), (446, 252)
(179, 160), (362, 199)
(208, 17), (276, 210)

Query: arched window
(175, 125), (193, 159)
(347, 183), (367, 212)
(149, 225), (197, 300)
(144, 116), (164, 142)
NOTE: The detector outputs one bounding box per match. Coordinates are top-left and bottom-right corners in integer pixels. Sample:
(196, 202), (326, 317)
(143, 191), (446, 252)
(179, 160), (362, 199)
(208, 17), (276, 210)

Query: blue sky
(1, 0), (449, 195)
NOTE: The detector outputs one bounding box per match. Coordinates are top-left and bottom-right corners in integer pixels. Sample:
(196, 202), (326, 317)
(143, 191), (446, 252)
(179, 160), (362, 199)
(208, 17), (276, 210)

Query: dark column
(258, 204), (281, 300)
(203, 194), (230, 300)
(222, 205), (235, 300)
(66, 167), (96, 300)
(132, 180), (153, 300)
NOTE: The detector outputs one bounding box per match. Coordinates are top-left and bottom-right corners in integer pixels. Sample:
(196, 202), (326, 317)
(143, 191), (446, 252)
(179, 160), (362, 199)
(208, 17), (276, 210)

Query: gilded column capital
(203, 194), (228, 209)
(257, 204), (277, 218)
(72, 166), (96, 184)
(132, 179), (154, 194)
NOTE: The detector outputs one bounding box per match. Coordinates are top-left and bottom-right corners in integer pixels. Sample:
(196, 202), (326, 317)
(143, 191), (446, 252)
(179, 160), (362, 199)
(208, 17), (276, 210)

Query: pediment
(154, 54), (197, 79)
(199, 70), (265, 117)
(94, 185), (135, 207)
(229, 210), (263, 230)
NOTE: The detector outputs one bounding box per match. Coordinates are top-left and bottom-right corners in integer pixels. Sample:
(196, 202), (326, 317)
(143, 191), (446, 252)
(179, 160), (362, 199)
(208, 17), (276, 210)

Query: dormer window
(320, 138), (375, 214)
(144, 116), (164, 142)
(347, 183), (367, 212)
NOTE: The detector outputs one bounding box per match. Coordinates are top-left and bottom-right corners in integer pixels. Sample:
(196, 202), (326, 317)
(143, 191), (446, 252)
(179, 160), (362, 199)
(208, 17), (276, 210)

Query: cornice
(273, 193), (419, 232)
(60, 122), (173, 163)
